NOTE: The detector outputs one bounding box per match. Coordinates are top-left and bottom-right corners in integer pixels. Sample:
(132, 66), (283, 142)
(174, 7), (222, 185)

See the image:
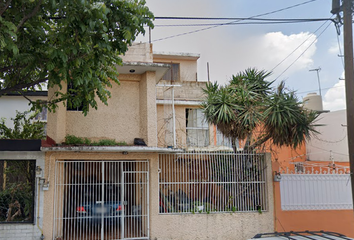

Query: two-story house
(0, 43), (273, 240)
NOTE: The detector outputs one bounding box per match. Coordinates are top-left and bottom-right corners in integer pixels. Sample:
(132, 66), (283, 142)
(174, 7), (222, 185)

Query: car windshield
(77, 183), (121, 202)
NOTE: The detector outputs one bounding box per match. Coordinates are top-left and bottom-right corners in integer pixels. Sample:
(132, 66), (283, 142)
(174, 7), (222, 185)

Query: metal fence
(279, 164), (353, 210)
(53, 160), (149, 240)
(159, 152), (267, 214)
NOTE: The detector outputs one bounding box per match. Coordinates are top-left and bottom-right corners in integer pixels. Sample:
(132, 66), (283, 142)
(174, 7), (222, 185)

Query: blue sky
(136, 0), (346, 111)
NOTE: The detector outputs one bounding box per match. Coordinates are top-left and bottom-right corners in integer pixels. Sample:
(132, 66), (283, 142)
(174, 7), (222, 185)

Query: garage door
(53, 160), (149, 240)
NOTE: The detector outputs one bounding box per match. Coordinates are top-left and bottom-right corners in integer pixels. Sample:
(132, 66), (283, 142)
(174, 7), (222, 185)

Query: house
(271, 97), (354, 237)
(0, 43), (274, 240)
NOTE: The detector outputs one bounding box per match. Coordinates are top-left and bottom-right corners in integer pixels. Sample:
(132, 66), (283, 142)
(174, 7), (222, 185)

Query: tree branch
(16, 0), (43, 33)
(0, 77), (48, 97)
(0, 0), (12, 16)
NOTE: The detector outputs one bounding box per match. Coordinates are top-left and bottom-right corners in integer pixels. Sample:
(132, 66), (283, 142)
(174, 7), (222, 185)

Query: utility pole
(309, 67), (322, 96)
(342, 0), (354, 210)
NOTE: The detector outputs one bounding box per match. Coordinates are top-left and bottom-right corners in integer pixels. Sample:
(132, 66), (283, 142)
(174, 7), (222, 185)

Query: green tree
(0, 0), (154, 115)
(202, 68), (319, 152)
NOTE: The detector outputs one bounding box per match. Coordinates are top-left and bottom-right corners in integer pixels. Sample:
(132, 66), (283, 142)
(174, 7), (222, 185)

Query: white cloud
(259, 32), (317, 75)
(323, 80), (346, 111)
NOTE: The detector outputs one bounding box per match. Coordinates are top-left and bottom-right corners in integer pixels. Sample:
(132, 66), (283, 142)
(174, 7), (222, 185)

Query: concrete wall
(306, 110), (348, 162)
(0, 151), (45, 240)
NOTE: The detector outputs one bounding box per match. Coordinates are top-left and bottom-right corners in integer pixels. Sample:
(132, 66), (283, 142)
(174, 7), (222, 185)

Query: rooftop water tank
(303, 92), (323, 111)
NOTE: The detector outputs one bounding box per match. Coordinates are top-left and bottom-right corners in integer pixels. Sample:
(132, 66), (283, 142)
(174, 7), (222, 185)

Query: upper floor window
(186, 108), (209, 147)
(67, 83), (83, 111)
(162, 63), (179, 81)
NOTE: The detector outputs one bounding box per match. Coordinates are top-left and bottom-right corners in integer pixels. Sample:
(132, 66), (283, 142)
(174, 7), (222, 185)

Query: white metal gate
(53, 160), (149, 240)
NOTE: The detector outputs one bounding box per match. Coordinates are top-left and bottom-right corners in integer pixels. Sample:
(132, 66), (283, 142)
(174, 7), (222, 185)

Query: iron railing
(159, 152), (267, 214)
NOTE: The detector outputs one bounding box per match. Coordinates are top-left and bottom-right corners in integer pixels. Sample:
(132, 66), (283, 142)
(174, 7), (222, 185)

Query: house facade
(272, 105), (354, 237)
(0, 43), (274, 240)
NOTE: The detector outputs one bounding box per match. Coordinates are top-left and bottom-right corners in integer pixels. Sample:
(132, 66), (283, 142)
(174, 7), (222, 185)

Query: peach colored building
(271, 109), (354, 237)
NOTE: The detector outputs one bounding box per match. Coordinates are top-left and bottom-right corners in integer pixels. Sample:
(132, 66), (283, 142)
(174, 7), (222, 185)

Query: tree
(201, 68), (319, 152)
(0, 0), (154, 115)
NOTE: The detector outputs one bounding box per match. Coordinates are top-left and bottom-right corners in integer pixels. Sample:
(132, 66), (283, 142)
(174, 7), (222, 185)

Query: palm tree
(201, 68), (319, 152)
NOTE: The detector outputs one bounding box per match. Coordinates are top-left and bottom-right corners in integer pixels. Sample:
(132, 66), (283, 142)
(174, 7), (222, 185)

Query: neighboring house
(272, 99), (354, 237)
(0, 92), (47, 240)
(0, 43), (274, 240)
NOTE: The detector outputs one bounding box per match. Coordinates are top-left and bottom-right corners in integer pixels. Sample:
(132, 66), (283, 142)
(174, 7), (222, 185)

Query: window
(159, 153), (267, 214)
(186, 108), (209, 147)
(0, 160), (35, 223)
(67, 82), (83, 111)
(34, 107), (47, 121)
(162, 63), (179, 81)
(216, 128), (234, 148)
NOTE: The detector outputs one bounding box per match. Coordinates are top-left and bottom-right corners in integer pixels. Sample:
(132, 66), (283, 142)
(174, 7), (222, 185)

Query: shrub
(0, 111), (46, 139)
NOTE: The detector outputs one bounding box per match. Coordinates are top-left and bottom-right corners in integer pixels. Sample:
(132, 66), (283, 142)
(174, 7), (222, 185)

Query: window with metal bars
(158, 152), (267, 214)
(0, 160), (35, 223)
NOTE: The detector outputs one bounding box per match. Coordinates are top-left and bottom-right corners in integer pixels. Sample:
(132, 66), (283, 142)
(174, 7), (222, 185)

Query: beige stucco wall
(47, 73), (158, 146)
(121, 42), (153, 63)
(47, 84), (67, 143)
(65, 78), (141, 145)
(139, 72), (158, 146)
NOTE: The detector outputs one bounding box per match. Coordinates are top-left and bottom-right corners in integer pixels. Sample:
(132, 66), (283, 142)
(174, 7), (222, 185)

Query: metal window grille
(0, 160), (35, 223)
(158, 152), (267, 214)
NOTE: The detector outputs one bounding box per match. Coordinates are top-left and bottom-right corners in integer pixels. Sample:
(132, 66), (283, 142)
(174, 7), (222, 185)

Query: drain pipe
(36, 176), (44, 239)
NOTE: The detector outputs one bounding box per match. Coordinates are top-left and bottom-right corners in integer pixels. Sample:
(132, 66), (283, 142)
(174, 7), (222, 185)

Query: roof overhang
(153, 51), (200, 61)
(117, 62), (171, 82)
(41, 146), (184, 153)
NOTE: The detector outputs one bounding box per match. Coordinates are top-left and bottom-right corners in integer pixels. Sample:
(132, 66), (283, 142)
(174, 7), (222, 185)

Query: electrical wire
(274, 20), (332, 81)
(271, 19), (332, 73)
(152, 0), (318, 42)
(154, 20), (331, 27)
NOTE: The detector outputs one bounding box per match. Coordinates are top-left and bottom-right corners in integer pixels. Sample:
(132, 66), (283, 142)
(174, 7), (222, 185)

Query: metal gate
(53, 160), (149, 240)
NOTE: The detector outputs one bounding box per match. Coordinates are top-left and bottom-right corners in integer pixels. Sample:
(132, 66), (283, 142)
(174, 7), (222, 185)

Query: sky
(136, 0), (346, 111)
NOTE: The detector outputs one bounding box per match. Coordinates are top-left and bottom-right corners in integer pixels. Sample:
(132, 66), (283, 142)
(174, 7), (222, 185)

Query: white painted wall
(0, 96), (46, 129)
(306, 110), (348, 162)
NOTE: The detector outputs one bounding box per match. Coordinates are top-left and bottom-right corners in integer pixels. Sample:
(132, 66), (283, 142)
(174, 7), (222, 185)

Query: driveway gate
(53, 160), (149, 240)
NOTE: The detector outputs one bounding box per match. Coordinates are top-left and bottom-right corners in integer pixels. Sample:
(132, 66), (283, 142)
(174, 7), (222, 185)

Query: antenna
(309, 67), (322, 96)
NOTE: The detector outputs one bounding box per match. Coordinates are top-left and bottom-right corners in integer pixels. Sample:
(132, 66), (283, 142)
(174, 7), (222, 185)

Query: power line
(274, 20), (332, 81)
(154, 20), (332, 27)
(153, 0), (318, 42)
(271, 19), (331, 73)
